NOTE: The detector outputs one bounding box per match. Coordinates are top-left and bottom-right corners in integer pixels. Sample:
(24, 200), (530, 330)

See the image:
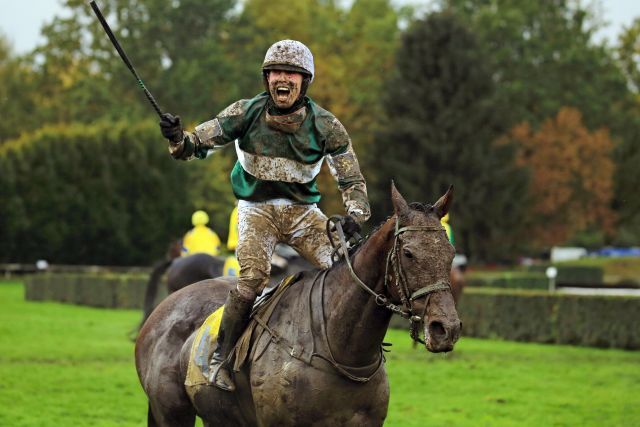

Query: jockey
(182, 210), (222, 257)
(159, 40), (370, 391)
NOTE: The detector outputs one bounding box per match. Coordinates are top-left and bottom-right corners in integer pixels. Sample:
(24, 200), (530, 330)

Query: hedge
(465, 271), (549, 290)
(455, 288), (640, 349)
(27, 273), (640, 350)
(467, 265), (606, 290)
(0, 121), (194, 265)
(24, 273), (166, 309)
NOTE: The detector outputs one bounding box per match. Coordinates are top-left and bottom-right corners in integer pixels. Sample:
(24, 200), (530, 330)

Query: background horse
(136, 184), (461, 427)
(450, 265), (465, 304)
(140, 249), (225, 327)
(140, 245), (309, 328)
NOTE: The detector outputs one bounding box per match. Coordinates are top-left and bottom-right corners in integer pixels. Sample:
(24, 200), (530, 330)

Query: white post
(546, 266), (558, 292)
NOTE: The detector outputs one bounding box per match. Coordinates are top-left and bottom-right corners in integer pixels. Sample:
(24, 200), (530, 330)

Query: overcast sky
(1, 0), (639, 54)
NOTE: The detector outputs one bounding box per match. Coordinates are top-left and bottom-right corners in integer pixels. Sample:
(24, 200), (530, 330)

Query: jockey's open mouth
(269, 81), (299, 108)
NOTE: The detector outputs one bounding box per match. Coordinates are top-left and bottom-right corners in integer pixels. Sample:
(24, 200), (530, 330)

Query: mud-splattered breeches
(235, 202), (332, 301)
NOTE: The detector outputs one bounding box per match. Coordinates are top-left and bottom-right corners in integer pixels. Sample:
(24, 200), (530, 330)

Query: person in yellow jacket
(223, 205), (240, 276)
(182, 210), (222, 256)
(227, 205), (239, 251)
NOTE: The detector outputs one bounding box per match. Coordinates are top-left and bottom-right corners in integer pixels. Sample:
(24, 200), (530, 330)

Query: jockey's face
(267, 69), (304, 110)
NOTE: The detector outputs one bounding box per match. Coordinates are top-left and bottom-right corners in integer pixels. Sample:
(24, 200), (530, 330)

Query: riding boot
(208, 289), (253, 391)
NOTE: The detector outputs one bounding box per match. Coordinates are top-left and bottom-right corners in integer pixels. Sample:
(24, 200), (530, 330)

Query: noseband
(328, 216), (451, 344)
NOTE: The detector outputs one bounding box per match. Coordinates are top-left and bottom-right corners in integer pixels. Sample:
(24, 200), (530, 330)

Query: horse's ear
(391, 180), (410, 217)
(433, 185), (454, 219)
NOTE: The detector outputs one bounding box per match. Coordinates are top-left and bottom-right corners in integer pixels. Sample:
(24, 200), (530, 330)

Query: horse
(135, 184), (461, 426)
(140, 250), (225, 327)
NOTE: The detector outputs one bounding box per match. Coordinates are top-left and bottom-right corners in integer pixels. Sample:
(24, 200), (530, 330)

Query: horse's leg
(141, 326), (197, 427)
(147, 380), (196, 427)
(147, 404), (159, 427)
(148, 400), (195, 427)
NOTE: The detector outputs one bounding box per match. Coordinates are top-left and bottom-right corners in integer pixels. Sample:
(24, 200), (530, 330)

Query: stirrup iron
(208, 359), (236, 391)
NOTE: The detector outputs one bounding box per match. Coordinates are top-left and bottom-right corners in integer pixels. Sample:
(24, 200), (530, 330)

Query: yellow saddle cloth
(185, 306), (225, 387)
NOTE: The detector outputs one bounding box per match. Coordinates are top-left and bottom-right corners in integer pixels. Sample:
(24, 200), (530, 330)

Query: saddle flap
(185, 306), (225, 387)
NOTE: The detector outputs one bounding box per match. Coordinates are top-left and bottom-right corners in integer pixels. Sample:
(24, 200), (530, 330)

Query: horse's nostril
(429, 321), (446, 339)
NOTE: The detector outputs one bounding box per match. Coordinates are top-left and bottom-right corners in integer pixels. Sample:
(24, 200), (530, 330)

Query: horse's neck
(323, 219), (396, 366)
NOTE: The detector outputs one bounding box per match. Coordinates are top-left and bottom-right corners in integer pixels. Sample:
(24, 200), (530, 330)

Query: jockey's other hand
(159, 113), (183, 143)
(338, 215), (361, 241)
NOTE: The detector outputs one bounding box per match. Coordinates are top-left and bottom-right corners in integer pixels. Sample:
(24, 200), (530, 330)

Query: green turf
(1, 280), (638, 426)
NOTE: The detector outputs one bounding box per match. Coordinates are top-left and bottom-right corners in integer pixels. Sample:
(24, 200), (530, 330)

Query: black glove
(159, 113), (183, 143)
(337, 215), (361, 241)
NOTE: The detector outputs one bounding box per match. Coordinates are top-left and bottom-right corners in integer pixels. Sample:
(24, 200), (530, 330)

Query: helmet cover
(192, 210), (209, 226)
(262, 40), (315, 82)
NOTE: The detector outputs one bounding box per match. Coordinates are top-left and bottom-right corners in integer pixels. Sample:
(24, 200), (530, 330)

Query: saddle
(184, 273), (302, 387)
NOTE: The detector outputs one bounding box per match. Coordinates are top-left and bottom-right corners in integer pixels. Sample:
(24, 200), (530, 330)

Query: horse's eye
(403, 249), (414, 259)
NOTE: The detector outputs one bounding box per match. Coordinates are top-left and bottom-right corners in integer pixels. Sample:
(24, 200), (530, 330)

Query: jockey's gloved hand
(339, 215), (361, 241)
(159, 113), (184, 144)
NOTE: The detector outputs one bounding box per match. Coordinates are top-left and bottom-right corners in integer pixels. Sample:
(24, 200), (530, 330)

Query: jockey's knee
(236, 282), (260, 301)
(236, 258), (271, 301)
(236, 270), (269, 301)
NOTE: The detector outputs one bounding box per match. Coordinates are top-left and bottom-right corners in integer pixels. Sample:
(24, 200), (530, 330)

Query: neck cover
(265, 104), (307, 133)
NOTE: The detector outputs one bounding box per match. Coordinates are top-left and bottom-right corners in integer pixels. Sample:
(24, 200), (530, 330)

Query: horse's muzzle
(424, 318), (461, 353)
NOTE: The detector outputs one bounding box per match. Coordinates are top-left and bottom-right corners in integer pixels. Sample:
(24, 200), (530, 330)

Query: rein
(237, 215), (451, 384)
(328, 215), (451, 344)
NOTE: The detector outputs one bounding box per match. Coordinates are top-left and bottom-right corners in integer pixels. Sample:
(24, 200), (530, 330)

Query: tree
(227, 0), (401, 216)
(617, 17), (640, 93)
(370, 11), (529, 262)
(0, 34), (40, 144)
(506, 107), (615, 248)
(19, 0), (237, 129)
(445, 0), (630, 131)
(447, 0), (640, 247)
(613, 18), (640, 244)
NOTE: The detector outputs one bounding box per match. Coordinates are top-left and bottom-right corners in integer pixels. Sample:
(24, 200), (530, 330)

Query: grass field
(1, 280), (638, 427)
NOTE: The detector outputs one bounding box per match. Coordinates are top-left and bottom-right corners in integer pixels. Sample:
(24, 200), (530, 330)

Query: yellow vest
(182, 225), (221, 256)
(227, 206), (239, 251)
(223, 256), (240, 276)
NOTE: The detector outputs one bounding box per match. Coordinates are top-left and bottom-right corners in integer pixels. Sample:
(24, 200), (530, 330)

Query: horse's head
(389, 182), (461, 352)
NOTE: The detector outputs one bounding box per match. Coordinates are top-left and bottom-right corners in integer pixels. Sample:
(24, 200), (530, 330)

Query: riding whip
(89, 0), (164, 118)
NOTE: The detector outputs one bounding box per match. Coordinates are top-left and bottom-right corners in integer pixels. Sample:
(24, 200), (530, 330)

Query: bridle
(327, 215), (451, 344)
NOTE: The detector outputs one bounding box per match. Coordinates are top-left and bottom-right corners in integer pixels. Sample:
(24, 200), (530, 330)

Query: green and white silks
(170, 92), (370, 223)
